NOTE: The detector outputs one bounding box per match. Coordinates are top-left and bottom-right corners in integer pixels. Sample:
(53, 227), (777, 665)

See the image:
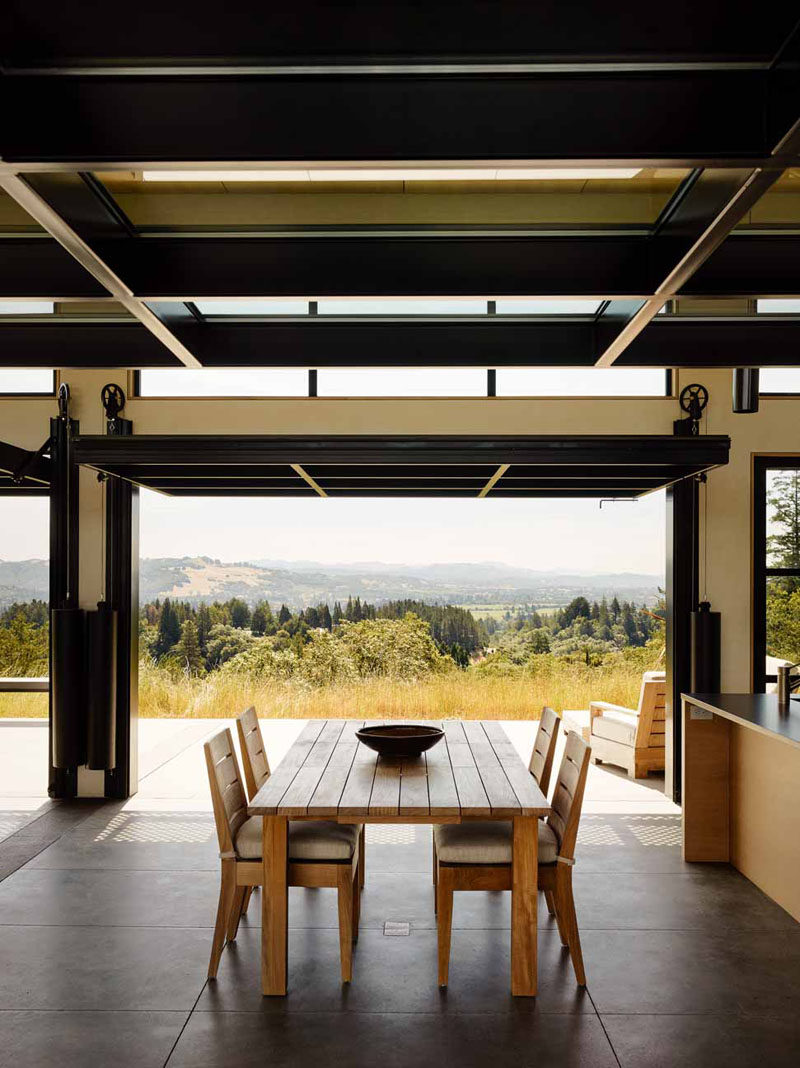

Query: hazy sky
(0, 490), (665, 574)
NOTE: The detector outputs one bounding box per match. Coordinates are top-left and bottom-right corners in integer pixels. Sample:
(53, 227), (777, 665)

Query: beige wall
(3, 364), (800, 694)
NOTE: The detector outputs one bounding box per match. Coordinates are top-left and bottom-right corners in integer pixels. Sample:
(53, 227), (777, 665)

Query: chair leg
(544, 889), (556, 916)
(358, 826), (366, 889)
(241, 885), (254, 915)
(555, 869), (586, 986)
(208, 860), (236, 979)
(336, 864), (354, 983)
(352, 864), (361, 940)
(436, 866), (454, 987)
(226, 885), (247, 942)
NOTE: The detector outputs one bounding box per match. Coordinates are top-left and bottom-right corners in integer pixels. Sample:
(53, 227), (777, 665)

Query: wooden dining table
(247, 718), (551, 997)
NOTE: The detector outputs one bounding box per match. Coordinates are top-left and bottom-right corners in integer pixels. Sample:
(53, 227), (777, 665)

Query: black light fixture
(732, 368), (759, 413)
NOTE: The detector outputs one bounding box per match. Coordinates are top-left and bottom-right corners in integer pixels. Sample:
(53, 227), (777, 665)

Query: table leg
(511, 814), (538, 996)
(261, 815), (288, 996)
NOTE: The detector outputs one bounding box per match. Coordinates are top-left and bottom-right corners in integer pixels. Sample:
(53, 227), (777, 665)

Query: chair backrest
(528, 706), (561, 795)
(546, 731), (592, 862)
(204, 728), (249, 856)
(634, 672), (667, 749)
(236, 706), (270, 799)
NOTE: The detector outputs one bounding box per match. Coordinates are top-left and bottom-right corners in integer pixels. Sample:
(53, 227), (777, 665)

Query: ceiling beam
(594, 26), (800, 366)
(2, 232), (797, 303)
(1, 69), (798, 170)
(4, 314), (800, 369)
(0, 173), (201, 367)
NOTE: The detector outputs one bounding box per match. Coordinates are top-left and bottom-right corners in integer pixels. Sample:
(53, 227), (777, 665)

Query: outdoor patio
(1, 717), (798, 1066)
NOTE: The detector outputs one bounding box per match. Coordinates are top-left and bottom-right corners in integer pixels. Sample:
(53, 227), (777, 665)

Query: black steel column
(48, 390), (80, 798)
(104, 417), (139, 800)
(665, 476), (700, 803)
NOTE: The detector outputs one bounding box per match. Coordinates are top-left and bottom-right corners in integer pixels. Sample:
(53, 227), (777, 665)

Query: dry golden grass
(0, 692), (48, 718)
(134, 657), (646, 720)
(0, 659), (650, 721)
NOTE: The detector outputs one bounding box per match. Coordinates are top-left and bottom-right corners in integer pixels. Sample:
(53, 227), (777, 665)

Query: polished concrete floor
(0, 719), (799, 1067)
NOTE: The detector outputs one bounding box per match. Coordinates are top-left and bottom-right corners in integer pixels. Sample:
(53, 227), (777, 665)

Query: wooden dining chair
(432, 708), (561, 886)
(204, 727), (361, 983)
(434, 731), (592, 987)
(528, 705), (561, 796)
(236, 706), (366, 893)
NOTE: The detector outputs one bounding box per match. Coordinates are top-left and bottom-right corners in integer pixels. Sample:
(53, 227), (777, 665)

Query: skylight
(142, 167), (642, 183)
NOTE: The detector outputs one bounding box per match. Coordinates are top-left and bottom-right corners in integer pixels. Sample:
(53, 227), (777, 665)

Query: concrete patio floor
(0, 717), (798, 1067)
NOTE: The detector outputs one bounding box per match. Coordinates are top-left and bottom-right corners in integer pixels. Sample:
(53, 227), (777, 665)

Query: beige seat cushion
(434, 820), (559, 865)
(591, 709), (638, 746)
(235, 818), (360, 861)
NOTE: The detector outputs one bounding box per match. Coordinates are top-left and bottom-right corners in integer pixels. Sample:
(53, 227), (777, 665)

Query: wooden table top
(248, 719), (550, 820)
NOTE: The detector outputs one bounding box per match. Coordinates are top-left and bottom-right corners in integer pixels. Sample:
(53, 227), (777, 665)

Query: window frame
(752, 456), (800, 692)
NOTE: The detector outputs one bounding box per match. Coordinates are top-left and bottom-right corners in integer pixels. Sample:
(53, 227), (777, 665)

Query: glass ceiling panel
(760, 369), (800, 394)
(96, 168), (689, 231)
(0, 301), (54, 315)
(317, 367), (485, 397)
(756, 299), (800, 313)
(138, 368), (307, 397)
(0, 369), (55, 393)
(194, 300), (309, 316)
(736, 168), (800, 229)
(316, 299), (487, 316)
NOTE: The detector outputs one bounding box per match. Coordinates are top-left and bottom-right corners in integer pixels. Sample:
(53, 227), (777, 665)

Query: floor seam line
(587, 988), (624, 1068)
(162, 981), (208, 1067)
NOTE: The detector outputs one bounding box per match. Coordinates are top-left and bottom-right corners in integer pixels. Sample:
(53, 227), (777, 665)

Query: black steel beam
(3, 233), (798, 302)
(2, 70), (797, 169)
(3, 314), (800, 369)
(3, 1), (793, 69)
(0, 173), (201, 366)
(72, 433), (731, 471)
(0, 321), (181, 367)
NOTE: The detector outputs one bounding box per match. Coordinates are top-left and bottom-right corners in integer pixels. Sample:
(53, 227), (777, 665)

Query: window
(495, 368), (669, 397)
(494, 300), (601, 316)
(137, 368), (307, 397)
(753, 458), (800, 691)
(0, 369), (56, 395)
(193, 300), (309, 316)
(316, 299), (487, 316)
(0, 301), (54, 316)
(316, 367), (486, 397)
(756, 299), (800, 314)
(759, 369), (800, 395)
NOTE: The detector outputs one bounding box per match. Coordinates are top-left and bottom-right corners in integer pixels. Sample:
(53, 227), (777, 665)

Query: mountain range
(0, 556), (662, 611)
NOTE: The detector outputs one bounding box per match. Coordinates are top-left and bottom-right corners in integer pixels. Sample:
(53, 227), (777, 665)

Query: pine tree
(251, 602), (267, 636)
(332, 601), (343, 626)
(278, 604), (291, 626)
(176, 619), (205, 675)
(767, 471), (800, 568)
(196, 603), (212, 651)
(611, 596), (621, 622)
(155, 598), (181, 657)
(320, 604), (333, 630)
(345, 596), (354, 622)
(229, 598), (251, 629)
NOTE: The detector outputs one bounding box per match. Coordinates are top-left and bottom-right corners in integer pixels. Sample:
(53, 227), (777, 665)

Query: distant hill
(0, 555), (662, 611)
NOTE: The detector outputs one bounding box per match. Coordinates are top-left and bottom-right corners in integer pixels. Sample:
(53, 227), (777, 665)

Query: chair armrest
(590, 701), (638, 719)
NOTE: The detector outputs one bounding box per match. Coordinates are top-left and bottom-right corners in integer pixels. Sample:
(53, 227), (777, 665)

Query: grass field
(0, 657), (650, 722)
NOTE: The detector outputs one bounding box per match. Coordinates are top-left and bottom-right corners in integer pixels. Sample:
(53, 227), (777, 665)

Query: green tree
(251, 602), (268, 636)
(278, 604), (291, 627)
(229, 598), (251, 629)
(175, 619), (205, 676)
(767, 471), (800, 568)
(154, 598), (181, 658)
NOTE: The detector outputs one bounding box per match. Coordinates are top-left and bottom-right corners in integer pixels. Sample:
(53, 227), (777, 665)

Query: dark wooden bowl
(355, 724), (444, 757)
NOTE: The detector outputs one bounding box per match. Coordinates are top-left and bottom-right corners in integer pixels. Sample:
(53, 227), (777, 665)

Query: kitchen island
(682, 693), (800, 921)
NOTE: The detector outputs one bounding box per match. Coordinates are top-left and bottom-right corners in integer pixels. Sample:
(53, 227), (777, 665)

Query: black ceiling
(0, 5), (798, 373)
(71, 433), (730, 499)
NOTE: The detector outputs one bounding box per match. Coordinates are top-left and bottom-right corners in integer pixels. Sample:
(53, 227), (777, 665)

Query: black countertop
(682, 693), (800, 750)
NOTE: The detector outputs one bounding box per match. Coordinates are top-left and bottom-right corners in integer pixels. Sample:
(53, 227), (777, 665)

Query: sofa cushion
(235, 818), (359, 861)
(591, 709), (638, 746)
(434, 819), (559, 865)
